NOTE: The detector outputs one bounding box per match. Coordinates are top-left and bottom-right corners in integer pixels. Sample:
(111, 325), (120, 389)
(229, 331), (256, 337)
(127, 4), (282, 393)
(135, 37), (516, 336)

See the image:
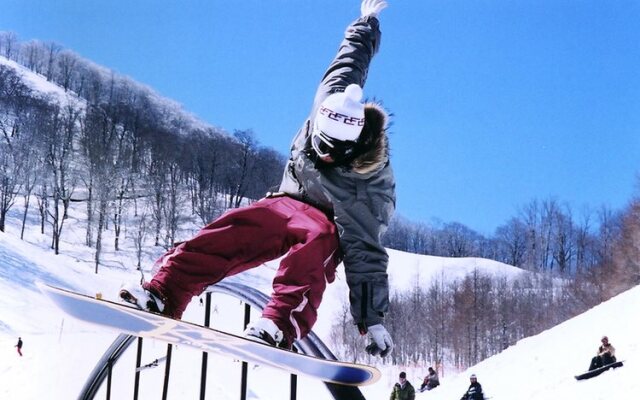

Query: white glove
(361, 0), (388, 18)
(365, 324), (394, 357)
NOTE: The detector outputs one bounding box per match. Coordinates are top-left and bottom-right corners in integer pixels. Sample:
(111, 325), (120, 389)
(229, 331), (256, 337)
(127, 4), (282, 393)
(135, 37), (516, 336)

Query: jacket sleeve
(607, 344), (616, 357)
(286, 15), (381, 167)
(311, 15), (381, 113)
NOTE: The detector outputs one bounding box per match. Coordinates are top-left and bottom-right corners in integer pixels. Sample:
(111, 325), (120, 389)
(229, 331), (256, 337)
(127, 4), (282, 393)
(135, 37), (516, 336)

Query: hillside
(0, 202), (523, 399)
(425, 284), (640, 400)
(0, 210), (638, 399)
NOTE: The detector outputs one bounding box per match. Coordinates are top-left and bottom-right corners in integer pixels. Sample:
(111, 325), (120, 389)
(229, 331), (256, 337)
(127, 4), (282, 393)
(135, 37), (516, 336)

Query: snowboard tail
(38, 283), (380, 386)
(575, 361), (623, 380)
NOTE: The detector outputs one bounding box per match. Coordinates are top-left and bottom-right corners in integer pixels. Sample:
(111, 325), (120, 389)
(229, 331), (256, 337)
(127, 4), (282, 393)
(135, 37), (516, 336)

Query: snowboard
(575, 361), (623, 380)
(38, 283), (381, 386)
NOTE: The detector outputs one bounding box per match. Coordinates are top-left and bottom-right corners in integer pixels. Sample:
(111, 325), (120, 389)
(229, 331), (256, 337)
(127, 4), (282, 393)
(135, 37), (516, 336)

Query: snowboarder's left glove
(361, 0), (388, 18)
(365, 324), (394, 357)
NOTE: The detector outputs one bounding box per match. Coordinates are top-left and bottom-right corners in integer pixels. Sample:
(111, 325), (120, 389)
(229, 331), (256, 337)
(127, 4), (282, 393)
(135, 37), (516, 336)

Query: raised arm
(311, 1), (386, 112)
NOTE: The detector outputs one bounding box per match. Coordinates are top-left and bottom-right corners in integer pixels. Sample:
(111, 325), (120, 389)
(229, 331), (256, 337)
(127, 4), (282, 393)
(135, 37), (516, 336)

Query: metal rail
(77, 281), (366, 400)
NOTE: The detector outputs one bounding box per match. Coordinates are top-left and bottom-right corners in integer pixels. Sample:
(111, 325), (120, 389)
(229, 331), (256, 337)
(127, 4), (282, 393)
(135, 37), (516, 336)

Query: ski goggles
(311, 126), (357, 161)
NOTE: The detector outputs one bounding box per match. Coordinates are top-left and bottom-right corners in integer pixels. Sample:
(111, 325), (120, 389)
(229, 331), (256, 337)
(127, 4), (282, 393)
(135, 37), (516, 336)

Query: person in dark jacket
(460, 374), (484, 400)
(589, 335), (617, 370)
(120, 0), (395, 356)
(15, 337), (23, 356)
(420, 366), (440, 392)
(390, 372), (416, 400)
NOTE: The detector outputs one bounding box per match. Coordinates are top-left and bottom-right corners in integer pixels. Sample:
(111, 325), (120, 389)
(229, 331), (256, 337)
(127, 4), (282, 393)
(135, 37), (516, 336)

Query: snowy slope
(1, 218), (638, 400)
(0, 54), (214, 133)
(0, 55), (83, 110)
(425, 285), (640, 400)
(0, 209), (522, 400)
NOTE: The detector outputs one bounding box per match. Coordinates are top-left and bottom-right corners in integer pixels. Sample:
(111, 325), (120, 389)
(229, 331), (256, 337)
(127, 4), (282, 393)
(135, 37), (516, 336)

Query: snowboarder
(419, 366), (440, 392)
(390, 371), (415, 400)
(120, 0), (395, 357)
(460, 374), (484, 400)
(15, 337), (22, 356)
(588, 335), (616, 371)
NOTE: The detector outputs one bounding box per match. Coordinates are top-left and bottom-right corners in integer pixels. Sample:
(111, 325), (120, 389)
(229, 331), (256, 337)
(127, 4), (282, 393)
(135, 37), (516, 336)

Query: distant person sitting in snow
(390, 371), (415, 400)
(460, 374), (484, 400)
(589, 335), (616, 371)
(15, 337), (23, 356)
(119, 0), (396, 358)
(420, 366), (440, 392)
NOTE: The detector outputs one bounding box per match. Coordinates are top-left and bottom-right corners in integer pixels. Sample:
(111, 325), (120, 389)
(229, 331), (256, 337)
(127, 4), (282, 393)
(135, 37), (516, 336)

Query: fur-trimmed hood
(351, 101), (390, 174)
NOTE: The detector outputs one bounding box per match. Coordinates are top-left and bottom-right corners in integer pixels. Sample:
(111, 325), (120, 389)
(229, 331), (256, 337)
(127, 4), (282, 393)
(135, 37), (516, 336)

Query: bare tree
(574, 208), (595, 272)
(44, 41), (61, 81)
(609, 198), (640, 295)
(0, 138), (21, 231)
(55, 50), (79, 92)
(184, 130), (225, 225)
(162, 158), (184, 247)
(553, 204), (575, 273)
(424, 274), (451, 367)
(596, 205), (620, 265)
(226, 129), (258, 209)
(495, 217), (527, 267)
(0, 31), (19, 59)
(129, 209), (150, 269)
(439, 222), (481, 257)
(19, 40), (46, 74)
(41, 101), (80, 254)
(0, 65), (32, 231)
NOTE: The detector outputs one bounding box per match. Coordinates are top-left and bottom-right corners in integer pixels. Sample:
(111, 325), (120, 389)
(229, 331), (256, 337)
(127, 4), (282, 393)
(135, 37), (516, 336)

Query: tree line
(331, 270), (566, 368)
(384, 199), (624, 276)
(332, 203), (639, 370)
(0, 32), (285, 271)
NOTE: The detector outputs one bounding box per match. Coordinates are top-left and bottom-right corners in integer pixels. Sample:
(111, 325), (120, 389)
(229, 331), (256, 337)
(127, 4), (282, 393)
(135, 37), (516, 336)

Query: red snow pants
(144, 196), (341, 343)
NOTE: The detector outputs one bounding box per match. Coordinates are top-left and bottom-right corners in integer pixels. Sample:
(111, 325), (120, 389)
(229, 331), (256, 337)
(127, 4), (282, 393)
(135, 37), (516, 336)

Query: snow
(0, 54), (214, 133)
(0, 207), (638, 400)
(0, 56), (83, 110)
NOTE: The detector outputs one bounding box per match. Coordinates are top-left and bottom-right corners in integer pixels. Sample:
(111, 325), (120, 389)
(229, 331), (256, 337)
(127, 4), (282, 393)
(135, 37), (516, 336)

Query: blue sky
(2, 0), (638, 234)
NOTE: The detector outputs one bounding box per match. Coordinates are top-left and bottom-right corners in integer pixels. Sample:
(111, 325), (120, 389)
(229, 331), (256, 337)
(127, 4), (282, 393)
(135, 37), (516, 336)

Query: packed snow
(0, 208), (638, 400)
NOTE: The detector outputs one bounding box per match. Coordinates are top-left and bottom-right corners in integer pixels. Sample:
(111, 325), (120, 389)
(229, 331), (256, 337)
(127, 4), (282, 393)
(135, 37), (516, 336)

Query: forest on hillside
(0, 32), (285, 269)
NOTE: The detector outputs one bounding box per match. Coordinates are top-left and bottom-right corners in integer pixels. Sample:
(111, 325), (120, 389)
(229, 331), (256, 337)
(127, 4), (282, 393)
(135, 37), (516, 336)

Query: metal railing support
(133, 337), (143, 400)
(200, 292), (212, 400)
(161, 344), (172, 400)
(77, 281), (367, 400)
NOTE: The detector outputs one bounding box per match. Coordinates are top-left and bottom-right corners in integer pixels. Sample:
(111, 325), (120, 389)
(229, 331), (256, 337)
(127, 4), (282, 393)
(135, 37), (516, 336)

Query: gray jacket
(278, 16), (395, 329)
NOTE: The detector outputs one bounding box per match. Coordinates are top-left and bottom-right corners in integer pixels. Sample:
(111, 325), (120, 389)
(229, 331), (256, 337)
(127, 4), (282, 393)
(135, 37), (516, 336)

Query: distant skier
(390, 371), (415, 400)
(120, 0), (396, 357)
(460, 374), (484, 400)
(419, 366), (440, 392)
(15, 337), (23, 356)
(588, 335), (616, 371)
